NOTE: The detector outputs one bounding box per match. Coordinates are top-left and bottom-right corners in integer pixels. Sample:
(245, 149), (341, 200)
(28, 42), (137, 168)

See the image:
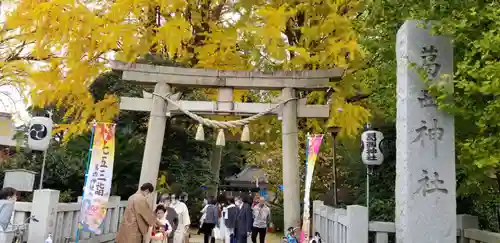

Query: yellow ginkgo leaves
(3, 0), (368, 141)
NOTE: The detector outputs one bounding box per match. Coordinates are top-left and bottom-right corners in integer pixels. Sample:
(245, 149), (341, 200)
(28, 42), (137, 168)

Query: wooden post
(281, 87), (300, 230)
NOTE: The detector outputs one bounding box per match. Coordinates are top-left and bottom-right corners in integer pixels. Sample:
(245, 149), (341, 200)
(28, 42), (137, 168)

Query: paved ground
(188, 229), (283, 243)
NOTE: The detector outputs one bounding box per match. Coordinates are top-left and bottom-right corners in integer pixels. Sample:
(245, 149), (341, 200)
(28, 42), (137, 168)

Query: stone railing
(312, 200), (500, 243)
(10, 189), (128, 243)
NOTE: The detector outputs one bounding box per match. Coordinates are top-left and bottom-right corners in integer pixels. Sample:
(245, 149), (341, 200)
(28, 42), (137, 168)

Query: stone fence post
(312, 200), (322, 235)
(457, 214), (479, 243)
(108, 196), (121, 233)
(347, 205), (368, 243)
(28, 189), (60, 243)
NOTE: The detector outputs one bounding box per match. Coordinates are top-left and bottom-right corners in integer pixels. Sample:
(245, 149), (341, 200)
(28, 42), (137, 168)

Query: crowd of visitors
(199, 193), (271, 243)
(0, 182), (323, 243)
(116, 183), (273, 243)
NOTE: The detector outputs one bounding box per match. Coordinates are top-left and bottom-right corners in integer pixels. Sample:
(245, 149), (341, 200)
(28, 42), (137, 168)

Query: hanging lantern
(28, 116), (53, 151)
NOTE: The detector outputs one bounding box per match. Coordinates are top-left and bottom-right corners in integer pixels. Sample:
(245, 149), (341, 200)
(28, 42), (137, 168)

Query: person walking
(0, 187), (17, 232)
(201, 197), (218, 243)
(223, 197), (238, 243)
(251, 197), (271, 243)
(234, 195), (253, 243)
(170, 193), (191, 243)
(116, 183), (160, 243)
(217, 195), (227, 243)
(199, 198), (208, 234)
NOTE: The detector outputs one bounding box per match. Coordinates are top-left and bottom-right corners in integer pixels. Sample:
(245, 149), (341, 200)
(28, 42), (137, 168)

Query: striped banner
(301, 134), (324, 243)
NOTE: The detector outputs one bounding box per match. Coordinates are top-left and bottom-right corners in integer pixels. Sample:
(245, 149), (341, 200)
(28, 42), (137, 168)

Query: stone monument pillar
(396, 20), (456, 243)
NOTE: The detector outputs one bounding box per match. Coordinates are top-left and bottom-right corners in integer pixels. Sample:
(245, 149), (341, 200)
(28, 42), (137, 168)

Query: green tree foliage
(356, 0), (500, 230)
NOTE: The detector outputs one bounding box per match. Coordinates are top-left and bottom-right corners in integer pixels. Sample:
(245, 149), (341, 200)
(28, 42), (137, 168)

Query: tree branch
(345, 93), (370, 103)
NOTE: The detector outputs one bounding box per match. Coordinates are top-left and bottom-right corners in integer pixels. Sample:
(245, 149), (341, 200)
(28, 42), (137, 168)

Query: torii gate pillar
(139, 82), (170, 200)
(281, 87), (300, 228)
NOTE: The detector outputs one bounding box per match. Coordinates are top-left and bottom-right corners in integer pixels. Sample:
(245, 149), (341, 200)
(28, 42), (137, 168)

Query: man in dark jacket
(224, 197), (238, 243)
(234, 195), (253, 243)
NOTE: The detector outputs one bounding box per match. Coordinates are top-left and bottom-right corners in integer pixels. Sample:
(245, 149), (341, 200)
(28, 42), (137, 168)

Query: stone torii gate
(111, 61), (344, 229)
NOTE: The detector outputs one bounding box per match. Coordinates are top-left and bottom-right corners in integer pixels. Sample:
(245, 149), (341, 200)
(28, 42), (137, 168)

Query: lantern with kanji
(360, 129), (385, 165)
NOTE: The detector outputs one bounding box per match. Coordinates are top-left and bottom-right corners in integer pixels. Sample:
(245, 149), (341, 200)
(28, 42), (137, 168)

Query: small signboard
(3, 169), (36, 192)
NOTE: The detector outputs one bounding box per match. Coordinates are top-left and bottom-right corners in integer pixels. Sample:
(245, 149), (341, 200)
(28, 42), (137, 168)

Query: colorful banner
(300, 134), (324, 243)
(79, 123), (115, 234)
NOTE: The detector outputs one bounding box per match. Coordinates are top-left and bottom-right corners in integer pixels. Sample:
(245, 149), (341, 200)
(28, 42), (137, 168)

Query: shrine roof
(225, 165), (267, 183)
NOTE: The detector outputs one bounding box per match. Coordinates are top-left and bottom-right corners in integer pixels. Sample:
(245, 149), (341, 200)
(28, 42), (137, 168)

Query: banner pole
(38, 149), (48, 189)
(305, 133), (309, 169)
(75, 123), (97, 243)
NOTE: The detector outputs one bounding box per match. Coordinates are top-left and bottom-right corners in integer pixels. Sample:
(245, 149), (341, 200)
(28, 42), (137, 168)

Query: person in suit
(224, 197), (238, 243)
(234, 195), (253, 243)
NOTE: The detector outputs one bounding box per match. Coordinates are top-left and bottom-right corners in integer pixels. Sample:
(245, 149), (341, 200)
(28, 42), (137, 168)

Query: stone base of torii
(111, 61), (344, 230)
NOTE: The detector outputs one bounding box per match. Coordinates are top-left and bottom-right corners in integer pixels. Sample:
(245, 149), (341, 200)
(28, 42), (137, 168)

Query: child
(151, 205), (172, 243)
(198, 198), (208, 234)
(286, 227), (298, 243)
(309, 232), (322, 243)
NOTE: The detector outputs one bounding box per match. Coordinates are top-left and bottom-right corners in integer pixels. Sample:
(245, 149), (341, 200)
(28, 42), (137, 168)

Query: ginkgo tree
(4, 0), (371, 140)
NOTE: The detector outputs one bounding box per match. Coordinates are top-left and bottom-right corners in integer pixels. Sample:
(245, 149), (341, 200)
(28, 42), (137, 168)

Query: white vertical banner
(301, 134), (324, 243)
(79, 123), (115, 234)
